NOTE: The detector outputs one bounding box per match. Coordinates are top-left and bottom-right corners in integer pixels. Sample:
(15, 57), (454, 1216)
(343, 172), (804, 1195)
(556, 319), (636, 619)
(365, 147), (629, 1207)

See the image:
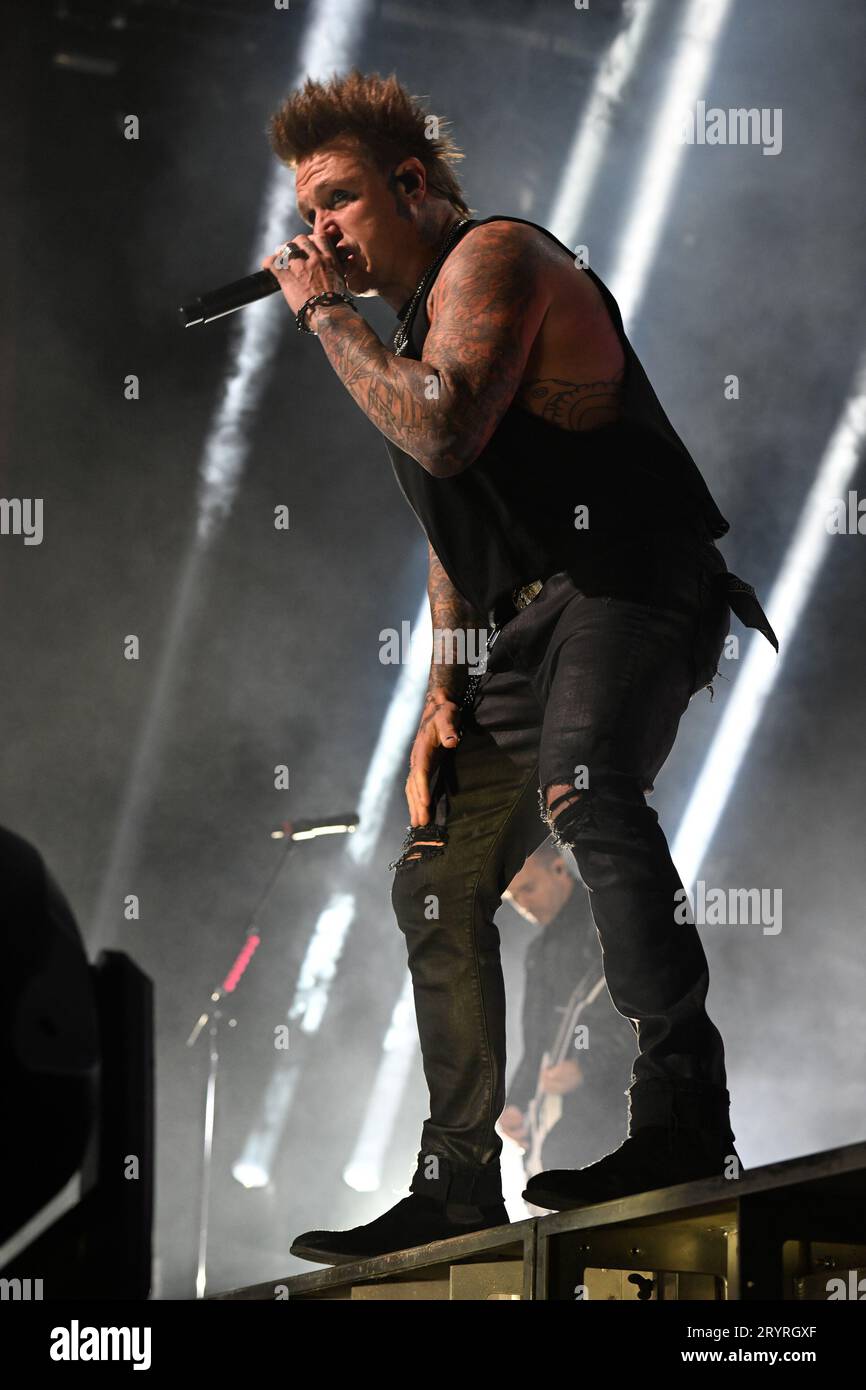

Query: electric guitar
(524, 968), (607, 1178)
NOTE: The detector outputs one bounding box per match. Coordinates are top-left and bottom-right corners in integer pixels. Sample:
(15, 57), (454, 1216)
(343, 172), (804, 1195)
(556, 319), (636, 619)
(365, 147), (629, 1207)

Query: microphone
(179, 238), (338, 328)
(179, 268), (282, 327)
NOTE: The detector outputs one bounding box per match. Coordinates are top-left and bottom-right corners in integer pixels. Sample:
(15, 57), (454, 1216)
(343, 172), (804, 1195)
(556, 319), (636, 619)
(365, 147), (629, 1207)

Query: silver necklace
(392, 217), (471, 356)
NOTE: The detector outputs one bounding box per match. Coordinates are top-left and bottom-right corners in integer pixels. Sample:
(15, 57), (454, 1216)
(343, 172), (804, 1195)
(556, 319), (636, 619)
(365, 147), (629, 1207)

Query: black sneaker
(523, 1126), (744, 1211)
(290, 1193), (510, 1265)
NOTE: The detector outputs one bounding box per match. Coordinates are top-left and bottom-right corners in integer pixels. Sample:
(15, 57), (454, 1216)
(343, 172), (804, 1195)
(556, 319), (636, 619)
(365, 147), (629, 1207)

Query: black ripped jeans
(390, 533), (735, 1206)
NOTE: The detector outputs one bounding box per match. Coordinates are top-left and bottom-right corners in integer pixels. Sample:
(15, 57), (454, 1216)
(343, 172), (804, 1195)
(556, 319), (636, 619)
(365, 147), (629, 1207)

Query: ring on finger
(274, 240), (305, 269)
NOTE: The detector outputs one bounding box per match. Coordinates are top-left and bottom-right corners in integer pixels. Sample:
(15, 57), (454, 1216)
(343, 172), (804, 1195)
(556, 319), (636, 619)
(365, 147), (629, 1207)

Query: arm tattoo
(312, 304), (453, 475)
(420, 222), (545, 473)
(516, 371), (626, 431)
(311, 223), (547, 476)
(425, 543), (487, 705)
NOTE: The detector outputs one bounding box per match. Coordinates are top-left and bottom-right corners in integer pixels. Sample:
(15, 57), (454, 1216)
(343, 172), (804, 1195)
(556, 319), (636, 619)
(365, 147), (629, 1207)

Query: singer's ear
(391, 167), (420, 195)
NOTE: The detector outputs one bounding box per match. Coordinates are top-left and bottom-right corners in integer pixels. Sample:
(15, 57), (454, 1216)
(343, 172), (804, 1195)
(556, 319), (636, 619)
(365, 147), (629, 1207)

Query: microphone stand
(186, 814), (357, 1298)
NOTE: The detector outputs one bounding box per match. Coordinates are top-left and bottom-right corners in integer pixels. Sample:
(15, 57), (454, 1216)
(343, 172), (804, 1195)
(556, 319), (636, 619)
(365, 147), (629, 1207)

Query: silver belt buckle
(513, 579), (543, 611)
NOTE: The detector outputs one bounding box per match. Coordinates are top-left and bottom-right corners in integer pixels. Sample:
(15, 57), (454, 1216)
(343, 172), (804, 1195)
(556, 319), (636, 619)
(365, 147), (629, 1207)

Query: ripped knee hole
(538, 781), (596, 849)
(389, 824), (448, 871)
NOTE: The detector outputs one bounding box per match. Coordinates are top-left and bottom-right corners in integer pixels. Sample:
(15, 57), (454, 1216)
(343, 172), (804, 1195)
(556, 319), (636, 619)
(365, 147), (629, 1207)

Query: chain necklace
(391, 216), (471, 356)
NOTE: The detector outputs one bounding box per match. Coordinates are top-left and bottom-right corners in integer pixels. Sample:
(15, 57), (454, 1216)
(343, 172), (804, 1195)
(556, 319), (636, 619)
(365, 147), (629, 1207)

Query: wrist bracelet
(296, 291), (357, 334)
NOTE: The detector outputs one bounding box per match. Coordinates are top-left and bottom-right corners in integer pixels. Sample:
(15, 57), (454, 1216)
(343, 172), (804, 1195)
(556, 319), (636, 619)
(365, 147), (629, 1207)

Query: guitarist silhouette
(499, 842), (637, 1187)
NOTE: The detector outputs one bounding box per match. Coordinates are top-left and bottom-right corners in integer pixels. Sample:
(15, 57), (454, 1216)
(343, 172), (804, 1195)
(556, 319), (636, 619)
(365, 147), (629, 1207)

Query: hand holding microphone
(261, 232), (349, 325)
(179, 232), (351, 328)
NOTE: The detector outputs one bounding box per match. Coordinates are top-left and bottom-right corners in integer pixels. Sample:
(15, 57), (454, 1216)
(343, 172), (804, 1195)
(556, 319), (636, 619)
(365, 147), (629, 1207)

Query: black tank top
(384, 216), (730, 617)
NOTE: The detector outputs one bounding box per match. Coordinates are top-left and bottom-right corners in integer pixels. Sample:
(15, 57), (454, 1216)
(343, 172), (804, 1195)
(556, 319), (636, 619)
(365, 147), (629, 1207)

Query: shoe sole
(523, 1164), (747, 1212)
(290, 1218), (511, 1267)
(289, 1241), (376, 1266)
(521, 1187), (597, 1212)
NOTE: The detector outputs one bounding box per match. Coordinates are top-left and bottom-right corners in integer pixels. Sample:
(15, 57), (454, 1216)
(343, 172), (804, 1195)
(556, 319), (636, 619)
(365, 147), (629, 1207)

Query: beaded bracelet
(296, 291), (357, 333)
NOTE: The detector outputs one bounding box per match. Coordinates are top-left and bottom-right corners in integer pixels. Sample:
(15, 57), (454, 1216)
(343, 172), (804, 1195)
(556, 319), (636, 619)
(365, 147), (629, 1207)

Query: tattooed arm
(312, 221), (550, 477)
(404, 543), (487, 826)
(425, 542), (487, 704)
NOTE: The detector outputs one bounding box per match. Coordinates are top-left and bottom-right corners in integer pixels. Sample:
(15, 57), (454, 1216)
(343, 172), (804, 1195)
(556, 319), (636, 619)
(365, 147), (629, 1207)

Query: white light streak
(291, 892), (357, 1035)
(672, 350), (866, 888)
(548, 0), (659, 247)
(232, 891), (356, 1184)
(198, 0), (375, 536)
(610, 0), (734, 325)
(342, 976), (418, 1192)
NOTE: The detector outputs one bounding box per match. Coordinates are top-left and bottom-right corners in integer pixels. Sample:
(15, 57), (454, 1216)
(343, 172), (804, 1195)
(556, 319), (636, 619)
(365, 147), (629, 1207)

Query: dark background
(1, 0), (864, 1296)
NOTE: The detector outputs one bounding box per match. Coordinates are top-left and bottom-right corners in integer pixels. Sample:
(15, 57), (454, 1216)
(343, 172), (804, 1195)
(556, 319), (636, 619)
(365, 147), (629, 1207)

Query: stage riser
(212, 1140), (866, 1301)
